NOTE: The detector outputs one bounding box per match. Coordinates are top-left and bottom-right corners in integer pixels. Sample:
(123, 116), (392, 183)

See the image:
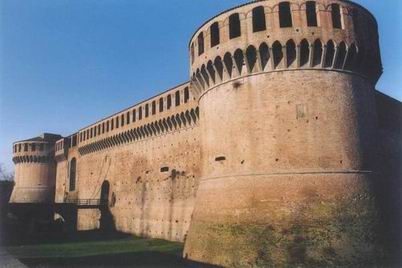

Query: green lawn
(4, 232), (217, 267)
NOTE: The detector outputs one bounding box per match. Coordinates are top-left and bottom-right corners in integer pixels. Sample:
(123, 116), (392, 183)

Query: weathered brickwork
(9, 0), (401, 266)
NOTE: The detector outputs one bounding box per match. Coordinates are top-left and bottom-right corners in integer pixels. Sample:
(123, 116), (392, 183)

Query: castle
(9, 0), (401, 266)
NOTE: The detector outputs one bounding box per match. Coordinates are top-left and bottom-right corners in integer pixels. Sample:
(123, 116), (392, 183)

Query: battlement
(10, 134), (61, 204)
(54, 82), (195, 158)
(189, 0), (382, 98)
(12, 133), (61, 164)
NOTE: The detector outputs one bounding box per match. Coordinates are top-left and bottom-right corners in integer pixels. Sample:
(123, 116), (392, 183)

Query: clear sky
(0, 0), (401, 172)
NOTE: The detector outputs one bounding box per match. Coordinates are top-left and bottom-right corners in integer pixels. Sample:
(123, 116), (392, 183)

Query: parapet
(188, 0), (382, 98)
(12, 133), (61, 164)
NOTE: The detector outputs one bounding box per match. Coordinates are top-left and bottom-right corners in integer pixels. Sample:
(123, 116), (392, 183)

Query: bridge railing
(63, 198), (107, 206)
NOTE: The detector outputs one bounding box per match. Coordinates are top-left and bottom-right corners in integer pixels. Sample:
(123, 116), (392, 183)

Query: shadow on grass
(5, 230), (220, 268)
(20, 251), (217, 268)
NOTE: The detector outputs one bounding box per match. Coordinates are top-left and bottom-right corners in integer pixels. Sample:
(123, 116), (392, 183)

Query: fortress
(9, 0), (402, 266)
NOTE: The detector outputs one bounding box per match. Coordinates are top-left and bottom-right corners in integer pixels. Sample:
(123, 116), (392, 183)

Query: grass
(3, 231), (218, 267)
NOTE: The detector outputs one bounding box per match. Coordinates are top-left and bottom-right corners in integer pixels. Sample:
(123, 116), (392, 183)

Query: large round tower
(184, 0), (384, 266)
(10, 133), (61, 204)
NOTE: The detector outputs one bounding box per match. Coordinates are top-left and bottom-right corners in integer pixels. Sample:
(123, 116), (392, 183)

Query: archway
(100, 180), (110, 205)
(99, 180), (115, 232)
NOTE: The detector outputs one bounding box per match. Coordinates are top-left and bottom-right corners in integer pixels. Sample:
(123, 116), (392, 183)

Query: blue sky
(0, 0), (401, 172)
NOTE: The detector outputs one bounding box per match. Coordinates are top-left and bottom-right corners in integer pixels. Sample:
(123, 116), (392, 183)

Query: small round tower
(10, 133), (61, 204)
(184, 0), (383, 266)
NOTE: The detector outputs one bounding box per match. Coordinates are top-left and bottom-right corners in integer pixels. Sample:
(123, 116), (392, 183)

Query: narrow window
(116, 117), (119, 128)
(279, 2), (293, 28)
(106, 121), (110, 132)
(184, 87), (189, 103)
(210, 22), (220, 47)
(24, 144), (28, 151)
(18, 144), (22, 152)
(175, 91), (180, 106)
(72, 135), (77, 147)
(39, 144), (44, 151)
(306, 1), (318, 27)
(121, 114), (124, 127)
(126, 112), (130, 124)
(98, 125), (101, 135)
(111, 119), (114, 130)
(139, 107), (143, 120)
(90, 128), (93, 138)
(198, 32), (204, 55)
(160, 167), (169, 172)
(79, 133), (82, 142)
(132, 109), (136, 122)
(159, 98), (164, 112)
(229, 13), (241, 39)
(167, 95), (172, 109)
(69, 158), (76, 192)
(252, 6), (266, 32)
(145, 104), (149, 117)
(331, 4), (342, 29)
(152, 101), (156, 115)
(31, 143), (36, 151)
(14, 145), (17, 153)
(191, 43), (195, 64)
(215, 156), (226, 161)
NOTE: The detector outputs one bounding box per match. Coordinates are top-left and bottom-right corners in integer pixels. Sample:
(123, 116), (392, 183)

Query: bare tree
(0, 163), (14, 181)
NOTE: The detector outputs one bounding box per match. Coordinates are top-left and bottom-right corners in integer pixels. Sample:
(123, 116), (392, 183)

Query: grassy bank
(4, 231), (217, 267)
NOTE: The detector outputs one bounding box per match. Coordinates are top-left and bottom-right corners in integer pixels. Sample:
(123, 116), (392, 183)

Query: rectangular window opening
(229, 13), (241, 39)
(210, 22), (220, 47)
(198, 33), (204, 55)
(331, 4), (342, 29)
(306, 1), (318, 27)
(279, 2), (293, 28)
(252, 6), (266, 32)
(215, 156), (226, 161)
(160, 167), (169, 172)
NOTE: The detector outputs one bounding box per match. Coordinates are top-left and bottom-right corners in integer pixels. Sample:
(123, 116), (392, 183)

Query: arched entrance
(99, 180), (114, 232)
(100, 180), (110, 205)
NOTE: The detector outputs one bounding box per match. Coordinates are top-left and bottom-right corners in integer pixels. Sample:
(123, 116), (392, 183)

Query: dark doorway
(99, 180), (115, 232)
(100, 180), (110, 205)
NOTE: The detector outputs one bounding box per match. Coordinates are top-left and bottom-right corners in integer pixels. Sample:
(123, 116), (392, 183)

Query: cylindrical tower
(184, 0), (384, 266)
(10, 133), (61, 204)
